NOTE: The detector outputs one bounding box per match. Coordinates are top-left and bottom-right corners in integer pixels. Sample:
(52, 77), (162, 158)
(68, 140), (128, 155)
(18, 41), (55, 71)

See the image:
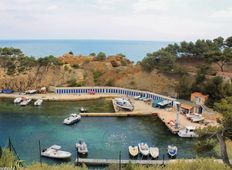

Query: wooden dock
(76, 158), (168, 165)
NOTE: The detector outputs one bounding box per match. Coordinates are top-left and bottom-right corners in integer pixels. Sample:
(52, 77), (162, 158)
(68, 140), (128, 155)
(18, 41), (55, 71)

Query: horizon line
(0, 38), (176, 43)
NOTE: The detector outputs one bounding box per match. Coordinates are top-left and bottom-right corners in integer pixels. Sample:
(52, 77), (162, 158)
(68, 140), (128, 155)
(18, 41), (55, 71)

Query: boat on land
(20, 98), (32, 106)
(115, 98), (134, 111)
(34, 99), (43, 106)
(134, 96), (141, 100)
(149, 147), (159, 159)
(138, 143), (149, 156)
(41, 145), (71, 159)
(80, 107), (87, 113)
(128, 145), (139, 157)
(14, 97), (22, 104)
(167, 145), (177, 158)
(178, 126), (198, 138)
(63, 113), (81, 125)
(76, 140), (88, 155)
(191, 114), (205, 123)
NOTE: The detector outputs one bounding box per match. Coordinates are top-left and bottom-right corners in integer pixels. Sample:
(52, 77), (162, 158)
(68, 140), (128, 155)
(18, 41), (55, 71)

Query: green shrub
(67, 79), (78, 87)
(71, 64), (80, 69)
(121, 60), (128, 66)
(20, 162), (87, 170)
(93, 71), (103, 84)
(89, 52), (96, 56)
(96, 52), (106, 61)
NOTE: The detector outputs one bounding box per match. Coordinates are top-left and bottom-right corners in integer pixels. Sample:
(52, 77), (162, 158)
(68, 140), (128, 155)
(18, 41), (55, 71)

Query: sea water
(0, 99), (215, 165)
(0, 40), (171, 62)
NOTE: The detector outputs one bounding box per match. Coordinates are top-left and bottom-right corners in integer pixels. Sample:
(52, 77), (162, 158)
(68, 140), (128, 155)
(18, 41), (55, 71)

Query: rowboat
(149, 147), (159, 159)
(128, 145), (139, 157)
(167, 145), (177, 158)
(138, 143), (149, 156)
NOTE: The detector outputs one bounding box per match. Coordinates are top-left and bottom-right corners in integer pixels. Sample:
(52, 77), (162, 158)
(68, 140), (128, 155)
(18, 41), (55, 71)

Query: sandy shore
(0, 93), (119, 101)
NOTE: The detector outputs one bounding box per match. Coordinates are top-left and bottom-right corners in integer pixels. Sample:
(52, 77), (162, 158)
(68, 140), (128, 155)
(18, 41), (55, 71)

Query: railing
(55, 86), (176, 103)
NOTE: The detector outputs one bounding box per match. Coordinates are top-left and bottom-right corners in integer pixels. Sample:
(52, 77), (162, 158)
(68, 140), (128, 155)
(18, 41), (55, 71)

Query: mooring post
(119, 151), (121, 170)
(39, 140), (42, 167)
(8, 137), (12, 151)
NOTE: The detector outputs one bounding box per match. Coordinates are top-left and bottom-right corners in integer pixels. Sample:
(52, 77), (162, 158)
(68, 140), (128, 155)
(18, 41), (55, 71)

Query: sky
(0, 0), (232, 41)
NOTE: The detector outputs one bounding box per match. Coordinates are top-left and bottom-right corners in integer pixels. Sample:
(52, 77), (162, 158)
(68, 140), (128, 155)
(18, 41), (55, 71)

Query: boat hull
(149, 147), (159, 159)
(138, 143), (149, 156)
(128, 146), (139, 157)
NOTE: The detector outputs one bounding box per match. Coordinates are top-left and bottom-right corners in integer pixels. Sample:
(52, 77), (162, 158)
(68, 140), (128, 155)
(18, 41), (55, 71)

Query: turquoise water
(0, 99), (214, 165)
(0, 40), (171, 62)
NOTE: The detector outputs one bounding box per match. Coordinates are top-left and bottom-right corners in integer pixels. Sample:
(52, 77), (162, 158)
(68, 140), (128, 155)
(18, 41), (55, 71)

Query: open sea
(0, 40), (171, 62)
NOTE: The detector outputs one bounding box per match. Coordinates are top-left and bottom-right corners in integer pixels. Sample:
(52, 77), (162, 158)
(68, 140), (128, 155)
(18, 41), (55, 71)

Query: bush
(38, 55), (63, 66)
(20, 162), (87, 170)
(121, 60), (128, 66)
(96, 52), (106, 61)
(89, 52), (96, 56)
(106, 79), (114, 86)
(108, 159), (231, 170)
(67, 79), (78, 87)
(71, 64), (79, 69)
(93, 71), (103, 84)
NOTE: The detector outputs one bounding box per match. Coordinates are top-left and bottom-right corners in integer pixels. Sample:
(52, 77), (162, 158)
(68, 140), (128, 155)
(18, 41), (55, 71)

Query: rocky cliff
(0, 54), (176, 95)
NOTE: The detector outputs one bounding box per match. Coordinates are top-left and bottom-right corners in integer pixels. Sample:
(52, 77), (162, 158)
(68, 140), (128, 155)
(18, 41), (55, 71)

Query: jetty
(80, 112), (155, 117)
(76, 158), (168, 165)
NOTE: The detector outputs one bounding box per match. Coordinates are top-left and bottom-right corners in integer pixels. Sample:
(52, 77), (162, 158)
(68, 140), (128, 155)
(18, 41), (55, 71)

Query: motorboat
(167, 145), (177, 158)
(14, 97), (22, 104)
(34, 99), (43, 106)
(191, 114), (205, 123)
(41, 145), (71, 159)
(128, 145), (139, 157)
(186, 113), (195, 120)
(178, 126), (199, 138)
(63, 113), (81, 125)
(149, 147), (159, 159)
(114, 98), (134, 111)
(138, 143), (149, 156)
(80, 107), (87, 113)
(20, 98), (32, 106)
(76, 140), (88, 155)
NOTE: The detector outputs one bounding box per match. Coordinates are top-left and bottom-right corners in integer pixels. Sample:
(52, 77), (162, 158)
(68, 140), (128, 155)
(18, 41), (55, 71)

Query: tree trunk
(216, 131), (231, 167)
(216, 61), (225, 72)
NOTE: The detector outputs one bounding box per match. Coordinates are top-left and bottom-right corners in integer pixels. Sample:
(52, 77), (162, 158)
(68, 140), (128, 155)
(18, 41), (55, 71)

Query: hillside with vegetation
(0, 36), (232, 101)
(0, 48), (175, 95)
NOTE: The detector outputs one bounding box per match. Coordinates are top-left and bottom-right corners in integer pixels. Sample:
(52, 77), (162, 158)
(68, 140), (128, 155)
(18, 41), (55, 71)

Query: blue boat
(2, 89), (14, 94)
(167, 145), (177, 158)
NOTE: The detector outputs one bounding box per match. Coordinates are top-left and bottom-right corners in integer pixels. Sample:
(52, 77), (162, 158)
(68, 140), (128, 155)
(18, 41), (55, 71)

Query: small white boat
(128, 145), (139, 157)
(186, 113), (195, 120)
(14, 97), (22, 104)
(41, 145), (71, 159)
(191, 114), (205, 123)
(34, 99), (43, 106)
(134, 96), (141, 100)
(63, 113), (81, 125)
(167, 145), (177, 158)
(138, 143), (149, 156)
(178, 126), (198, 138)
(80, 107), (87, 113)
(76, 140), (88, 155)
(20, 98), (32, 106)
(115, 98), (134, 111)
(149, 147), (159, 159)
